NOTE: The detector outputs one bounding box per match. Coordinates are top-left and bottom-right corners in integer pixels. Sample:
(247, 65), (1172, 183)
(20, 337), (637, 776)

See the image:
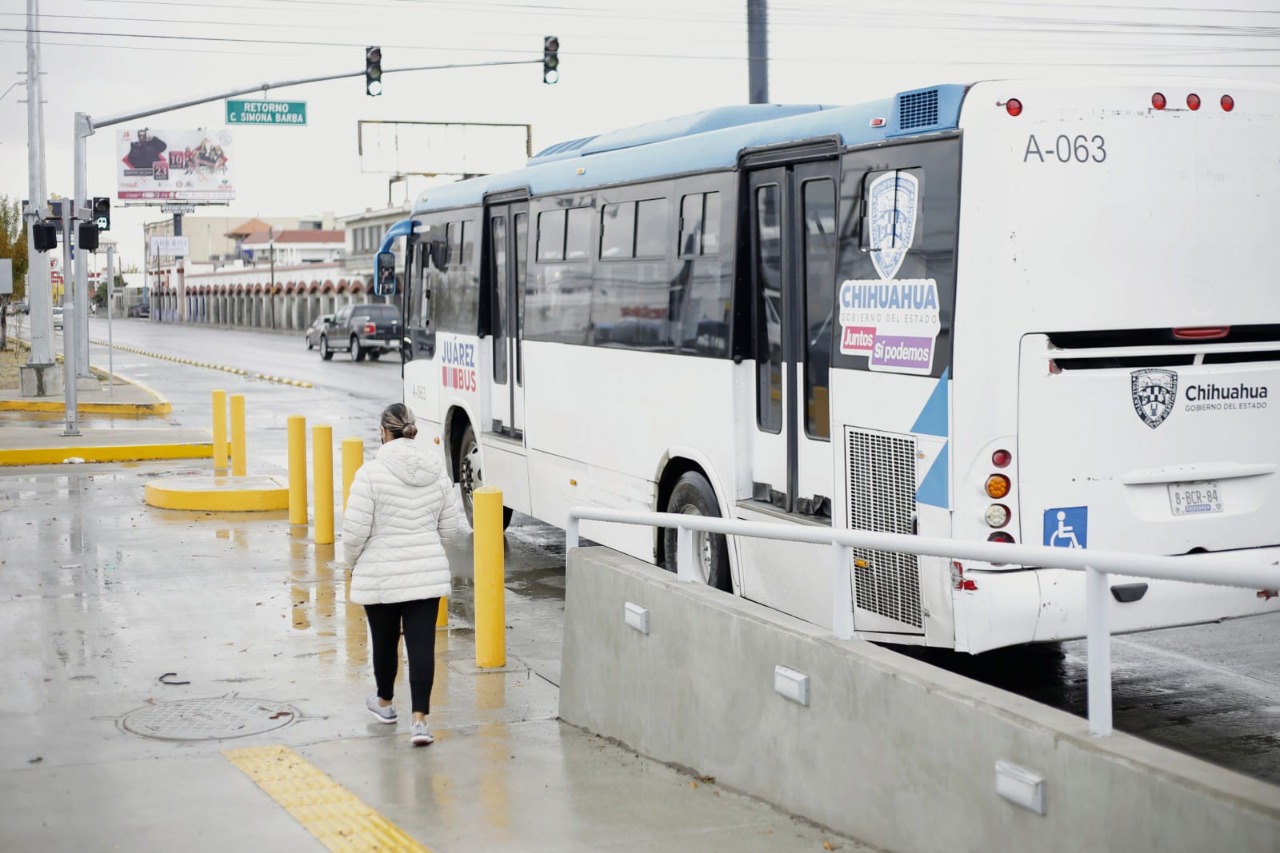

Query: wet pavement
(0, 460), (866, 851)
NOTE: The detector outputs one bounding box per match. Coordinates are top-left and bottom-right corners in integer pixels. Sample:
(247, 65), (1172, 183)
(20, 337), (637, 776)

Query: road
(78, 317), (1280, 786)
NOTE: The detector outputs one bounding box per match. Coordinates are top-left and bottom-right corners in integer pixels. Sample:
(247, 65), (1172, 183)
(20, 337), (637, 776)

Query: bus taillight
(1005, 98), (1023, 117)
(1173, 326), (1229, 340)
(984, 504), (1011, 529)
(991, 449), (1012, 468)
(1221, 94), (1235, 112)
(987, 532), (1015, 545)
(1186, 93), (1201, 111)
(1152, 92), (1167, 110)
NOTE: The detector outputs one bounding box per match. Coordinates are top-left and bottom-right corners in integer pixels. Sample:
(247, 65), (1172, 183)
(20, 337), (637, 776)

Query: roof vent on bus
(898, 88), (939, 130)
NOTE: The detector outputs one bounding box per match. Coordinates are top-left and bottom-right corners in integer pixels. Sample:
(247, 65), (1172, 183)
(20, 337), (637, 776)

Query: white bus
(396, 79), (1280, 653)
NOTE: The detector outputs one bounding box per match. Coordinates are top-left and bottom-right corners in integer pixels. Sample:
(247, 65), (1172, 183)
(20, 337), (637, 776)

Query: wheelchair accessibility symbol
(1043, 506), (1088, 549)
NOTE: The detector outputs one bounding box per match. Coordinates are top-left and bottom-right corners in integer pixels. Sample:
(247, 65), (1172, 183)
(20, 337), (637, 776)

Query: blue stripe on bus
(910, 368), (950, 438)
(916, 441), (950, 509)
(411, 85), (967, 214)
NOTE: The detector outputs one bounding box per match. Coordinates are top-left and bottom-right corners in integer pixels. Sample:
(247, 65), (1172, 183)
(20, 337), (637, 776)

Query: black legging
(363, 597), (441, 715)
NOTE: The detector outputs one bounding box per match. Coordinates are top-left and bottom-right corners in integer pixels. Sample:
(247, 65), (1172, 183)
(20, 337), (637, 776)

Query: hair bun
(401, 423), (419, 439)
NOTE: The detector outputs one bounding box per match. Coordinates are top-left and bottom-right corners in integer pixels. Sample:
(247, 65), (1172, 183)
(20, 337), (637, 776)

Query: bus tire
(352, 337), (366, 362)
(457, 424), (513, 530)
(663, 471), (732, 592)
(320, 336), (333, 360)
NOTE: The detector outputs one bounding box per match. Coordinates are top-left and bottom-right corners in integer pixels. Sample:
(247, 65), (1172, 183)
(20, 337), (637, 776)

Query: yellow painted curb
(144, 474), (289, 511)
(0, 441), (212, 467)
(224, 745), (429, 852)
(0, 399), (172, 416)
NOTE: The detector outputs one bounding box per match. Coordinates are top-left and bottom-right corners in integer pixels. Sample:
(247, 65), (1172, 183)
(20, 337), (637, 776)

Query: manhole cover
(121, 697), (297, 741)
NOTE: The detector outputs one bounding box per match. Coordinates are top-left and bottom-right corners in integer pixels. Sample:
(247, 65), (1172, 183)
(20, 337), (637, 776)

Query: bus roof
(411, 84), (968, 214)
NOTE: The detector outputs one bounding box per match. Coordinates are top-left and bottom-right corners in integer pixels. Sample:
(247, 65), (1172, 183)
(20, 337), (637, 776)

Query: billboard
(117, 128), (235, 202)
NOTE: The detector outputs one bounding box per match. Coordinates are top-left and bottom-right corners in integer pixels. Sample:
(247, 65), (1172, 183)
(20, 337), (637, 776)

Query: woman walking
(343, 403), (469, 746)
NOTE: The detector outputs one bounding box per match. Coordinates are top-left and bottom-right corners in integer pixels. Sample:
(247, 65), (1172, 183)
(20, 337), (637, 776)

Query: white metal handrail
(566, 506), (1280, 737)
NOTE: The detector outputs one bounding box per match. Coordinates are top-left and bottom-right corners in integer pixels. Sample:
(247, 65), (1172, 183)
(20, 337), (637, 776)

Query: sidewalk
(0, 360), (210, 465)
(0, 456), (867, 852)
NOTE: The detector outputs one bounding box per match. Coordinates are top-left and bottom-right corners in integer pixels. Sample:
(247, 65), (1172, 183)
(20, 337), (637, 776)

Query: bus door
(486, 201), (529, 437)
(739, 161), (840, 622)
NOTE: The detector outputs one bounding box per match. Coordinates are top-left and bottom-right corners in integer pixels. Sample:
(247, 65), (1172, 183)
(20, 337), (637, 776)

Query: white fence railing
(565, 506), (1280, 737)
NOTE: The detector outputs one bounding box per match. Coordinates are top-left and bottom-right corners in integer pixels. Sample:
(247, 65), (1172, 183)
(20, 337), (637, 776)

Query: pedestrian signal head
(93, 197), (111, 232)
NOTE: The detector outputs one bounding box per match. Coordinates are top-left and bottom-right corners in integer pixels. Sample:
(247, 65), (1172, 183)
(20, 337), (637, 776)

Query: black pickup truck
(318, 302), (402, 362)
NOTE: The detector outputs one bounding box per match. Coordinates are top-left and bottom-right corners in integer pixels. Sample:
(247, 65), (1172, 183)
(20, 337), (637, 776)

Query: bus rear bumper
(958, 546), (1280, 653)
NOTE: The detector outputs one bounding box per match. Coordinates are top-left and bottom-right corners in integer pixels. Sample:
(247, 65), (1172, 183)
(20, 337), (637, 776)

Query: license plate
(1168, 480), (1223, 516)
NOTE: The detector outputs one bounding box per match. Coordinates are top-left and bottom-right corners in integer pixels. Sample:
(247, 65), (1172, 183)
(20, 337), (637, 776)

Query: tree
(0, 196), (30, 302)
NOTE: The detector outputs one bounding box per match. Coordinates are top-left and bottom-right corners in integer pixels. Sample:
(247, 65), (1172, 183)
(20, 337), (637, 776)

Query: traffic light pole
(67, 57), (539, 428)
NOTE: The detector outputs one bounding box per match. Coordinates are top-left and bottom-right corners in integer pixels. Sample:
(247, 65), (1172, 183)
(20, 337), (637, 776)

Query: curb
(143, 474), (290, 511)
(0, 440), (213, 467)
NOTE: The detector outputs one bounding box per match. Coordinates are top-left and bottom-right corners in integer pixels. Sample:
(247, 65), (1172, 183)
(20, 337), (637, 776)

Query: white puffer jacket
(343, 437), (469, 605)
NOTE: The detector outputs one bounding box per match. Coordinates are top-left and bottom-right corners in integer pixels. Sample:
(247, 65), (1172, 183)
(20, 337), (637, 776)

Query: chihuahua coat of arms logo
(868, 172), (919, 281)
(1130, 368), (1179, 429)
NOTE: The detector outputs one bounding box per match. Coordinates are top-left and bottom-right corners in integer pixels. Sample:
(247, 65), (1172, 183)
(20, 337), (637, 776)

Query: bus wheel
(457, 425), (513, 530)
(663, 471), (731, 592)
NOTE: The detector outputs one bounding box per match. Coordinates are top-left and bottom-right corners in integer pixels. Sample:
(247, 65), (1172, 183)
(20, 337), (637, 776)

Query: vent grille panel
(846, 428), (923, 629)
(898, 89), (940, 130)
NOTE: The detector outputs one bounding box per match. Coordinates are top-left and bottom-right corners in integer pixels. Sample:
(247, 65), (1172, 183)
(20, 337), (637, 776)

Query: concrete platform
(0, 372), (172, 416)
(0, 460), (866, 852)
(144, 474), (289, 511)
(0, 426), (213, 466)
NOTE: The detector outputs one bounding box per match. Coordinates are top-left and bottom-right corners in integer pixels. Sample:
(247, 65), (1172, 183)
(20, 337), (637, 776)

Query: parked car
(128, 303), (150, 318)
(318, 303), (402, 362)
(6, 300), (27, 315)
(51, 305), (63, 330)
(304, 314), (334, 350)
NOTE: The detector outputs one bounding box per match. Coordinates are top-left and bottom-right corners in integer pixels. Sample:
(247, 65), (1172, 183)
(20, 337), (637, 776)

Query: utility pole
(748, 0), (769, 105)
(22, 0), (57, 395)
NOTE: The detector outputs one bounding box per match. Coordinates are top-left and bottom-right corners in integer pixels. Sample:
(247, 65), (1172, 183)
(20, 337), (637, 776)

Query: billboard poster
(117, 128), (235, 202)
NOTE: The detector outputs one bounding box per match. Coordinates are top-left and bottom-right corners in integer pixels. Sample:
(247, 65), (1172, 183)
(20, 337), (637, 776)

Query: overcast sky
(2, 0), (1277, 272)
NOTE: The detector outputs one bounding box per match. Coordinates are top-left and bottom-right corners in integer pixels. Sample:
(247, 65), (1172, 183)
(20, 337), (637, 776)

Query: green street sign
(225, 99), (307, 126)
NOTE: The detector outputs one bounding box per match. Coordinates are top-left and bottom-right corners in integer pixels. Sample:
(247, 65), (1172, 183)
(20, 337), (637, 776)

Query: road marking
(89, 339), (315, 388)
(223, 744), (429, 852)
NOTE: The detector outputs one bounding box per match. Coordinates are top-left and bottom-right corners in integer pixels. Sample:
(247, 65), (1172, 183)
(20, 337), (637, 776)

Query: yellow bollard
(229, 394), (247, 477)
(287, 416), (308, 525)
(341, 437), (363, 512)
(212, 389), (228, 470)
(437, 595), (448, 628)
(313, 425), (334, 546)
(474, 486), (505, 668)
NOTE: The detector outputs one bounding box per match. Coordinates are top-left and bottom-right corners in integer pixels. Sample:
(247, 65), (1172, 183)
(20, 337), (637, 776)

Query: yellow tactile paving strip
(223, 745), (429, 852)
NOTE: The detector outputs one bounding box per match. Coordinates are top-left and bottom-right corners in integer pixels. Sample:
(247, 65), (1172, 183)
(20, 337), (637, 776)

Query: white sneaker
(410, 720), (434, 746)
(366, 695), (397, 724)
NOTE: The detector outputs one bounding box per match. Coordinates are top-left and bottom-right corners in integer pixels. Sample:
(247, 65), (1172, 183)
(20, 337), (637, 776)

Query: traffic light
(93, 197), (110, 232)
(543, 36), (559, 84)
(365, 46), (383, 96)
